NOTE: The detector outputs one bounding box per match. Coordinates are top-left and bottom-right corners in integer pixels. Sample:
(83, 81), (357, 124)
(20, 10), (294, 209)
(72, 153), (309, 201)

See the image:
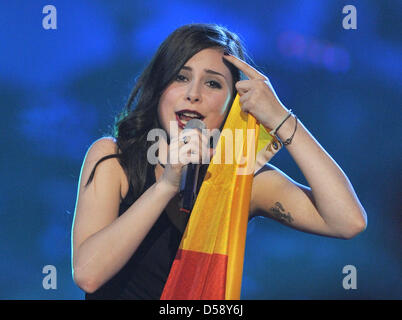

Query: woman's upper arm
(250, 163), (337, 237)
(72, 137), (128, 266)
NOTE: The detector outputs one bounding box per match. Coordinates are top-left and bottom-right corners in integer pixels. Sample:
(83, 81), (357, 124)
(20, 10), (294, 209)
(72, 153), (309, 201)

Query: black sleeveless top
(85, 164), (184, 300)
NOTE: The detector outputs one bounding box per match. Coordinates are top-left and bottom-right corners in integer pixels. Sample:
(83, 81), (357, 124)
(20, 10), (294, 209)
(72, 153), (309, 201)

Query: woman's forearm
(73, 180), (177, 293)
(276, 115), (367, 237)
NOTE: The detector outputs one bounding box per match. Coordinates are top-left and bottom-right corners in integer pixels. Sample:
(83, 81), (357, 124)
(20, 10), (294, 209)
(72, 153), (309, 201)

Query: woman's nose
(186, 84), (201, 103)
(186, 95), (200, 103)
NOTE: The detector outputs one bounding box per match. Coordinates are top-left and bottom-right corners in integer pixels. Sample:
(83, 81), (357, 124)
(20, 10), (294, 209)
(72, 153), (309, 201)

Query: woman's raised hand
(222, 54), (290, 131)
(159, 129), (213, 193)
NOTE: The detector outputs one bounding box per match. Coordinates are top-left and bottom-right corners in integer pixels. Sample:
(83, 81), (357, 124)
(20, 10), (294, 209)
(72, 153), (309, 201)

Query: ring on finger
(183, 136), (190, 144)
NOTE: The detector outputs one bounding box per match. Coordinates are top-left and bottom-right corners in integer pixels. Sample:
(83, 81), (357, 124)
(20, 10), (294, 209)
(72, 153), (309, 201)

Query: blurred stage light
(277, 31), (350, 73)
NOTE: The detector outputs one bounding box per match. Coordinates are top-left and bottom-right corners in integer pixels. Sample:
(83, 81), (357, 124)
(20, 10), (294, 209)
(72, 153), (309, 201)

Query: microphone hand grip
(179, 164), (200, 214)
(178, 119), (206, 214)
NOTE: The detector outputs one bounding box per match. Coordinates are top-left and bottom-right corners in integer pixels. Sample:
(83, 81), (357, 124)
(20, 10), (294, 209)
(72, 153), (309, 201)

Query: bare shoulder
(81, 137), (129, 200)
(73, 137), (130, 259)
(85, 136), (118, 162)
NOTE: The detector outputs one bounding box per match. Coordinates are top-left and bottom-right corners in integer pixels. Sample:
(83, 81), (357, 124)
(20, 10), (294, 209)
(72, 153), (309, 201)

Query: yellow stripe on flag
(161, 94), (275, 300)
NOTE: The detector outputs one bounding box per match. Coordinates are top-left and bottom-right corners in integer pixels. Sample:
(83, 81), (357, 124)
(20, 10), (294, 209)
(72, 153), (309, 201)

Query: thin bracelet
(269, 109), (293, 136)
(282, 115), (298, 146)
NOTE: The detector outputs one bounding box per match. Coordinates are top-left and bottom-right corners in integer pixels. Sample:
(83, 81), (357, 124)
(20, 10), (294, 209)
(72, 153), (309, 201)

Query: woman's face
(158, 48), (234, 139)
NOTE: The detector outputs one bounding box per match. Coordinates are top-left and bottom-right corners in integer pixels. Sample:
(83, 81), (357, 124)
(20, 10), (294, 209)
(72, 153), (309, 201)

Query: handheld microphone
(179, 119), (206, 214)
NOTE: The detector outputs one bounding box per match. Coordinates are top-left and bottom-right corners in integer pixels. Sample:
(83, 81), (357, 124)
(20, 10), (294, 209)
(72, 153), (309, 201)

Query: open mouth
(175, 110), (205, 128)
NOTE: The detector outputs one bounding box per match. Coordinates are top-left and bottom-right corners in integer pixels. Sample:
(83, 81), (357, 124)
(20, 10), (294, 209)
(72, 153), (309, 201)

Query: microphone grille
(184, 118), (206, 131)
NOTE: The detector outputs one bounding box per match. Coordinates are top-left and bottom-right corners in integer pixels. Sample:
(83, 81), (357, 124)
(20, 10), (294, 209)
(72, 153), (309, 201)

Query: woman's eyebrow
(181, 66), (225, 78)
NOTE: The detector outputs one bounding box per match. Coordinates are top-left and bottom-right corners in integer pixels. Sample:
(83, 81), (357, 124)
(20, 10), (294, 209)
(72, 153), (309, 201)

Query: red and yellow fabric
(161, 94), (275, 300)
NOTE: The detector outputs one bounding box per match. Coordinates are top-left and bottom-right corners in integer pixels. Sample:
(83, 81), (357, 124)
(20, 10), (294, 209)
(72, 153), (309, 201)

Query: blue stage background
(0, 0), (400, 299)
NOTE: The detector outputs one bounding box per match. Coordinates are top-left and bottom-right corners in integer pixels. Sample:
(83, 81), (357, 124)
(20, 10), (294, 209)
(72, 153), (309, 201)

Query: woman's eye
(175, 74), (221, 89)
(207, 80), (222, 89)
(175, 74), (188, 82)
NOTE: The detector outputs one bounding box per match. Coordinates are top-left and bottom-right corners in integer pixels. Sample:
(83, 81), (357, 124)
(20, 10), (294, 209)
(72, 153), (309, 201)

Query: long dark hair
(85, 23), (249, 203)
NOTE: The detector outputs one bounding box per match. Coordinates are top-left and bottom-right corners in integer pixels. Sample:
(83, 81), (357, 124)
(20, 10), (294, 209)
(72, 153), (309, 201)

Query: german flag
(161, 94), (274, 300)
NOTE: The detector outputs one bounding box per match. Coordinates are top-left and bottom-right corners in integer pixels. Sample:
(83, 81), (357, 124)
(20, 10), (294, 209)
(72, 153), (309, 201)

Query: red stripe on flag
(161, 249), (228, 300)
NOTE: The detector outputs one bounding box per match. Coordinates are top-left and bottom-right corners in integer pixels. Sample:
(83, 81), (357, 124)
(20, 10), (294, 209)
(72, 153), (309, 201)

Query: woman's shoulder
(84, 136), (130, 200)
(84, 137), (119, 168)
(88, 136), (118, 152)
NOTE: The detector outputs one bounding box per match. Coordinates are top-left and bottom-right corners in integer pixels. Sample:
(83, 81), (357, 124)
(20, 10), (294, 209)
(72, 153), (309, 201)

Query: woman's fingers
(235, 79), (256, 95)
(239, 90), (253, 108)
(161, 130), (211, 191)
(222, 54), (267, 80)
(168, 129), (212, 165)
